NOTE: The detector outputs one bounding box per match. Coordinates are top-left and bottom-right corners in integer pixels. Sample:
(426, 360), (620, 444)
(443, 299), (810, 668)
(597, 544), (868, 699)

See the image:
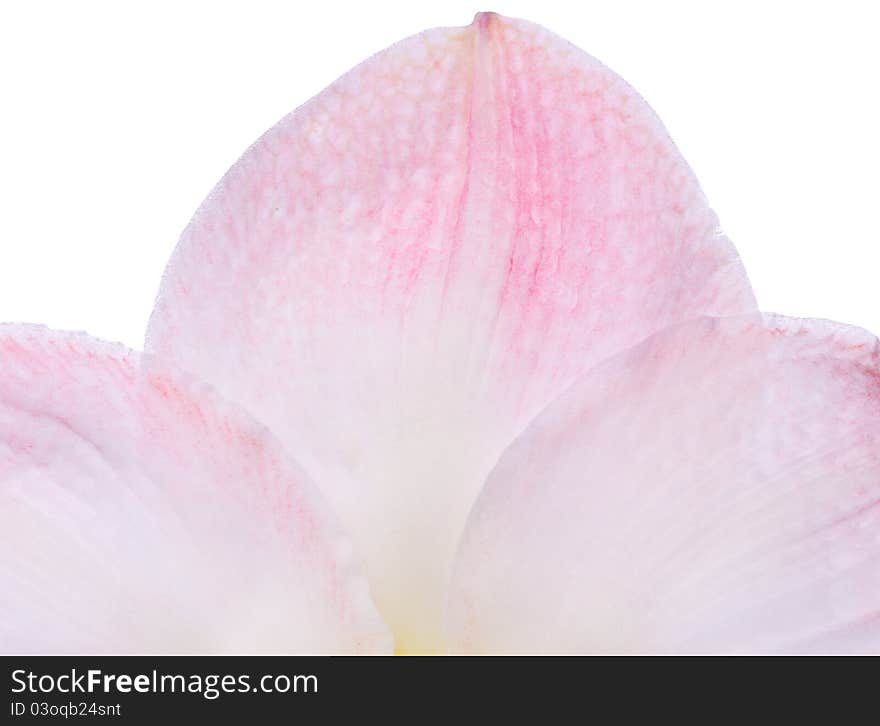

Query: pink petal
(146, 13), (755, 651)
(0, 325), (390, 653)
(448, 315), (880, 653)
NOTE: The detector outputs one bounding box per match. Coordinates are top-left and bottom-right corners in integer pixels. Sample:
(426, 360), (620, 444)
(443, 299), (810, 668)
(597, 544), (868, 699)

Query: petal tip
(472, 11), (501, 29)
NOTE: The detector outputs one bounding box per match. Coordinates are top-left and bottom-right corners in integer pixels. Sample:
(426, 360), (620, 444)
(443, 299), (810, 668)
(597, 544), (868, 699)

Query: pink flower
(2, 13), (878, 654)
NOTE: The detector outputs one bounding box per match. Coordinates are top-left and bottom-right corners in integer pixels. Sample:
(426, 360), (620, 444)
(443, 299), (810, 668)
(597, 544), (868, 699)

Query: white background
(1, 0), (877, 350)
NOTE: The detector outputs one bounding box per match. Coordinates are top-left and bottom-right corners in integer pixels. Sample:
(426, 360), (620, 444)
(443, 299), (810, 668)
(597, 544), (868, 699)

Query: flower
(1, 13), (878, 654)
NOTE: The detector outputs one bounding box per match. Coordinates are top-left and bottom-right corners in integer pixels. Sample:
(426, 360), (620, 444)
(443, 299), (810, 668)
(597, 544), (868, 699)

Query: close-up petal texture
(448, 315), (880, 653)
(147, 13), (755, 651)
(0, 325), (391, 653)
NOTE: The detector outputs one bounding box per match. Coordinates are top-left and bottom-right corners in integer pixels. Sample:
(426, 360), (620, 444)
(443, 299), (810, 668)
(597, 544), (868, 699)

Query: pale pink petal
(0, 325), (390, 653)
(448, 315), (880, 653)
(146, 13), (755, 651)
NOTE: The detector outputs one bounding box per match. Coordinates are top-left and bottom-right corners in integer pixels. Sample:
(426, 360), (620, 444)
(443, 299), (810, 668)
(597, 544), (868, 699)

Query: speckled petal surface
(0, 325), (391, 653)
(147, 13), (755, 651)
(448, 315), (880, 653)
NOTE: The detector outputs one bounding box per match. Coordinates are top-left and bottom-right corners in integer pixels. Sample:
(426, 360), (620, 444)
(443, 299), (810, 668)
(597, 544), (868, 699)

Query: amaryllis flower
(2, 13), (878, 654)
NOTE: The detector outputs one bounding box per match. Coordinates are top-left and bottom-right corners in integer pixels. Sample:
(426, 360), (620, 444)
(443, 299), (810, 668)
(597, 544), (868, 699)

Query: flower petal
(447, 315), (880, 653)
(146, 13), (755, 651)
(0, 325), (390, 653)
